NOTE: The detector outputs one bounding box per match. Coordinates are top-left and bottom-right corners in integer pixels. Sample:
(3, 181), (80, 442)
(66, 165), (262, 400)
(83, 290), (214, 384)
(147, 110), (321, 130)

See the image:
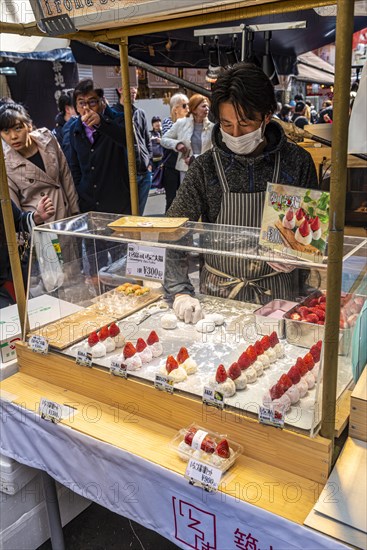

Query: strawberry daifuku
(310, 216), (322, 240)
(208, 365), (236, 398)
(282, 208), (296, 230)
(147, 330), (163, 357)
(295, 219), (312, 246)
(136, 338), (152, 364)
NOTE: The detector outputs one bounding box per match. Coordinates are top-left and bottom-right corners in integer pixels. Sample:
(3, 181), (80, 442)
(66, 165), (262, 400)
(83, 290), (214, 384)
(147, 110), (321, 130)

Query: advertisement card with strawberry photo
(259, 183), (330, 263)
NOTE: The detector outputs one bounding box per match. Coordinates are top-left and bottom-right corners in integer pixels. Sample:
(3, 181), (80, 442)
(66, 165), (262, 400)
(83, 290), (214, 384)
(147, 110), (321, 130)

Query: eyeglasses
(77, 98), (100, 108)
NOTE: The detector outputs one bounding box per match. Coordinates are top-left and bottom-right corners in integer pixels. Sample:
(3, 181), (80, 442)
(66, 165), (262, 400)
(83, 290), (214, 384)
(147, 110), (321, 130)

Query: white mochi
(161, 313), (178, 330)
(205, 313), (225, 326)
(195, 319), (216, 333)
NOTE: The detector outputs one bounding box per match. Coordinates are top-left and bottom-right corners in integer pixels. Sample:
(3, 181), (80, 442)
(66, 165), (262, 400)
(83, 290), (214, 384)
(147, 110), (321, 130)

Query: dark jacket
(61, 116), (77, 166)
(68, 106), (131, 214)
(52, 112), (65, 146)
(112, 103), (152, 174)
(168, 120), (318, 222)
(0, 202), (33, 287)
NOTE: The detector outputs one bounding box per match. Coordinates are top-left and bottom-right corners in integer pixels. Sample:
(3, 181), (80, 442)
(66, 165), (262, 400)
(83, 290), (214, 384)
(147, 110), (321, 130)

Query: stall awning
(296, 51), (335, 84)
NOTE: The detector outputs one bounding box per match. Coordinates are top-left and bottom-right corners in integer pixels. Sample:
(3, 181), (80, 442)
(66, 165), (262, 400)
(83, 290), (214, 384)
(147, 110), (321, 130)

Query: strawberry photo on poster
(259, 183), (330, 263)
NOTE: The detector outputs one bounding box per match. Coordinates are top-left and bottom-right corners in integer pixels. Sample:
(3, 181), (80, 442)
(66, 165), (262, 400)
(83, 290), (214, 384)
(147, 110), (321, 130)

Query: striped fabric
(202, 149), (293, 304)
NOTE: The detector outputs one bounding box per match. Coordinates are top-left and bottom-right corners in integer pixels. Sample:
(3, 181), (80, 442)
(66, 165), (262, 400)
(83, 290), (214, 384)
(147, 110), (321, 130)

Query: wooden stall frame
(0, 0), (359, 471)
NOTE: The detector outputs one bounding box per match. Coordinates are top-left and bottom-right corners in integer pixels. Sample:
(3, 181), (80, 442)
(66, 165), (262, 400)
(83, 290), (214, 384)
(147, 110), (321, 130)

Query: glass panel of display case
(24, 214), (367, 438)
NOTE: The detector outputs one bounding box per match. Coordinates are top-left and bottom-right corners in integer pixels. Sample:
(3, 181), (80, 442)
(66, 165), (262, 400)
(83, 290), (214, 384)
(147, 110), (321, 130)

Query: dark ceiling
(71, 9), (367, 74)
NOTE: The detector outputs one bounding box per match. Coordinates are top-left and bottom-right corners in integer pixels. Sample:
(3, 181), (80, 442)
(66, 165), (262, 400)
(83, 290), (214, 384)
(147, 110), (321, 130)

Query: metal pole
(79, 41), (211, 98)
(0, 139), (27, 334)
(119, 37), (139, 216)
(320, 0), (355, 442)
(41, 471), (65, 550)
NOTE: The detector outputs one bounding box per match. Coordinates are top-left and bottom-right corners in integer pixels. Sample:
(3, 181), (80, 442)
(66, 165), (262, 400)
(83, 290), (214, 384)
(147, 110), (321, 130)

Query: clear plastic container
(169, 423), (243, 474)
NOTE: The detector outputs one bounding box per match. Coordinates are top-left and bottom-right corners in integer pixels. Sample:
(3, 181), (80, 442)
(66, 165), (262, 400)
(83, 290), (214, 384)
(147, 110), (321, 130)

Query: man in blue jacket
(68, 79), (131, 215)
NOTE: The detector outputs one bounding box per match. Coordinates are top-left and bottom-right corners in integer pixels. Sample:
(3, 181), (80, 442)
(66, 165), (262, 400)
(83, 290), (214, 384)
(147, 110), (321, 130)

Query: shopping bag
(32, 231), (64, 293)
(151, 164), (164, 189)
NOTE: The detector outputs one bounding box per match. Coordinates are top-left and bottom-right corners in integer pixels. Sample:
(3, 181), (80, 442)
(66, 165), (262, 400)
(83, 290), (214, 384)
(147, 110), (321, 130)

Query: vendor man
(166, 63), (318, 324)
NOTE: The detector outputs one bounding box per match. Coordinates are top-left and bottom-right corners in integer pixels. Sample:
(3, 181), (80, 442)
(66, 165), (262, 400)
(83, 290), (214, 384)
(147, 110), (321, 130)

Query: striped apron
(200, 148), (293, 304)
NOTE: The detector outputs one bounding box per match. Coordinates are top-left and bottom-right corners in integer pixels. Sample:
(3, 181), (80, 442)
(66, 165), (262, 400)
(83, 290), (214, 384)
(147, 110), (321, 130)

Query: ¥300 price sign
(126, 244), (166, 282)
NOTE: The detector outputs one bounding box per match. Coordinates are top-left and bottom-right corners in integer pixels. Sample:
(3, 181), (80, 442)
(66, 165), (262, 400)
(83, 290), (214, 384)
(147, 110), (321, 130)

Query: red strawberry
(98, 325), (109, 342)
(254, 341), (264, 356)
(270, 383), (284, 400)
(313, 308), (325, 321)
(246, 345), (257, 364)
(201, 436), (216, 454)
(285, 208), (294, 221)
(308, 298), (319, 308)
(215, 439), (230, 458)
(295, 207), (305, 221)
(228, 362), (241, 380)
(88, 331), (99, 347)
(305, 313), (319, 324)
(166, 355), (179, 374)
(147, 331), (159, 345)
(108, 322), (120, 338)
(288, 365), (301, 384)
(123, 342), (137, 358)
(303, 352), (315, 370)
(184, 427), (197, 446)
(136, 338), (147, 352)
(298, 306), (310, 318)
(318, 302), (326, 311)
(269, 331), (279, 347)
(316, 340), (322, 350)
(310, 345), (320, 362)
(299, 219), (311, 238)
(216, 364), (227, 383)
(277, 374), (293, 392)
(318, 295), (326, 304)
(295, 357), (308, 377)
(260, 335), (271, 351)
(310, 216), (320, 231)
(238, 351), (251, 370)
(177, 347), (189, 365)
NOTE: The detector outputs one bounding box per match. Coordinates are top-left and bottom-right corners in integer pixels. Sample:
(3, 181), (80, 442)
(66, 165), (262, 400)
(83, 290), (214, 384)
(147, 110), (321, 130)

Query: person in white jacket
(161, 94), (214, 183)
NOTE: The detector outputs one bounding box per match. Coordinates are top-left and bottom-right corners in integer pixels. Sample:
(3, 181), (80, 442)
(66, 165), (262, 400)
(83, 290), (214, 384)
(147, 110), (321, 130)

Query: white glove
(173, 294), (204, 324)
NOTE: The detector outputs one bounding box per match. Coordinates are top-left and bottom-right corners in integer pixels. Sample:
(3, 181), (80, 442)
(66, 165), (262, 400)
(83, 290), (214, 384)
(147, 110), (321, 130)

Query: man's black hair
(294, 94), (305, 101)
(211, 62), (277, 122)
(58, 90), (74, 115)
(73, 79), (104, 109)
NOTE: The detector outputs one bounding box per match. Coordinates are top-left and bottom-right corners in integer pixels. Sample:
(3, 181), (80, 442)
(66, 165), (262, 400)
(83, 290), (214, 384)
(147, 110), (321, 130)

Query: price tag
(28, 335), (49, 354)
(76, 350), (92, 367)
(202, 386), (224, 410)
(110, 359), (128, 379)
(185, 458), (222, 492)
(154, 373), (174, 394)
(259, 405), (285, 429)
(126, 243), (166, 282)
(39, 397), (62, 423)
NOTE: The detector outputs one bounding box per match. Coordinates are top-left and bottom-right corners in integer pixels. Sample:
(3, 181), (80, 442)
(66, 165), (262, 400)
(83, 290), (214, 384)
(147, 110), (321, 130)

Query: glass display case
(24, 212), (367, 437)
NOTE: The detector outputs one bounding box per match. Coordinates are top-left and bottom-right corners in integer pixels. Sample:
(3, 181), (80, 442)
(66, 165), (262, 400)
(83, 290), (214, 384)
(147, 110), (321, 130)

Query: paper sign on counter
(110, 359), (128, 379)
(185, 458), (222, 492)
(39, 398), (63, 423)
(28, 335), (49, 354)
(76, 350), (92, 367)
(154, 373), (174, 394)
(259, 405), (285, 428)
(202, 386), (224, 410)
(126, 243), (166, 282)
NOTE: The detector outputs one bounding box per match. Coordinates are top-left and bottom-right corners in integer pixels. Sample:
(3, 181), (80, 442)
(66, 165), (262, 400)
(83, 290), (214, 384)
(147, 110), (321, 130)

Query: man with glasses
(166, 63), (318, 323)
(68, 79), (130, 215)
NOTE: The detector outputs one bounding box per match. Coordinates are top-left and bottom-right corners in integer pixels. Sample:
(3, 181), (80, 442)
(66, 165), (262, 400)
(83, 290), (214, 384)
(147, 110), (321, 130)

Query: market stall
(1, 1), (366, 549)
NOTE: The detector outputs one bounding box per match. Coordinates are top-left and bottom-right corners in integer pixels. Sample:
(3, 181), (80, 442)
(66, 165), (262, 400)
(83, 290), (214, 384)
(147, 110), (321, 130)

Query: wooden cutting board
(275, 220), (323, 256)
(27, 291), (161, 350)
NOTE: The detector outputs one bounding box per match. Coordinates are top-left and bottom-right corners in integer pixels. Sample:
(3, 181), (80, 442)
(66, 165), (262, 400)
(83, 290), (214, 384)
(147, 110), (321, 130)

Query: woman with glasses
(0, 103), (79, 221)
(165, 63), (318, 324)
(161, 93), (214, 185)
(160, 93), (189, 211)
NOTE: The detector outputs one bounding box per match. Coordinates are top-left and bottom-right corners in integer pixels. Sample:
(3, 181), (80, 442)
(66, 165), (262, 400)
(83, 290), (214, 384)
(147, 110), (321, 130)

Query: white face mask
(220, 124), (264, 155)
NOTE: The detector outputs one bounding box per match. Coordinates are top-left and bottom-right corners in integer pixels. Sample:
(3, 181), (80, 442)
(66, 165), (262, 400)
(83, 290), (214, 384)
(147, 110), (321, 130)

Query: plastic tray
(169, 423), (243, 474)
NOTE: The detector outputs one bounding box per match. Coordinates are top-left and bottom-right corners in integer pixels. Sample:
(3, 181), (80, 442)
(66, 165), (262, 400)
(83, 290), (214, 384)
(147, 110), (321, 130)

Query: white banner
(0, 400), (348, 550)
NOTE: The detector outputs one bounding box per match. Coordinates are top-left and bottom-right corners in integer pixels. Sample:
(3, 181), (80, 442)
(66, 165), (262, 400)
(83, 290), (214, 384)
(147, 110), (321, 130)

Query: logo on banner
(172, 497), (217, 550)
